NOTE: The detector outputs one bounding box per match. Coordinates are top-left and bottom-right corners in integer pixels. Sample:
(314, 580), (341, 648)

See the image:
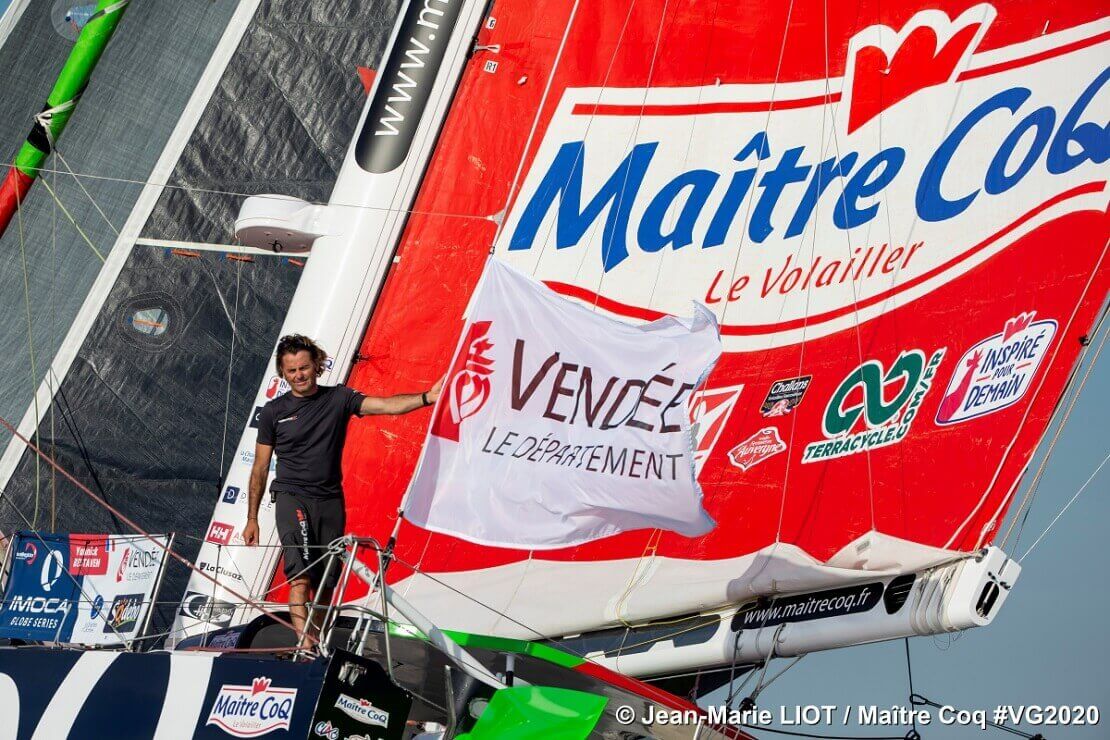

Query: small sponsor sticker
(728, 427), (787, 471)
(334, 693), (390, 727)
(103, 593), (144, 634)
(206, 521), (235, 546)
(760, 375), (812, 417)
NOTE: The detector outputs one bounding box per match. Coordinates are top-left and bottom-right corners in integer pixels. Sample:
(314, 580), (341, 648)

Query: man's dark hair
(275, 334), (328, 377)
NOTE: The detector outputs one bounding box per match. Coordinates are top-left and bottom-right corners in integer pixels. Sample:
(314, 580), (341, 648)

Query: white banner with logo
(405, 259), (722, 549)
(0, 532), (169, 645)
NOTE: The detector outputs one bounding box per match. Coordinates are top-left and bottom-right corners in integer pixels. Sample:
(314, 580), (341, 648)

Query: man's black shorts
(274, 493), (345, 589)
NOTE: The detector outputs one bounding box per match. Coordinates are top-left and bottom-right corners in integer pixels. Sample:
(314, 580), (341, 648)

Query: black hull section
(0, 645), (412, 739)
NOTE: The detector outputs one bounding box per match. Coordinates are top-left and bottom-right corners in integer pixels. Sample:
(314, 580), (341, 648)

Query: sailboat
(0, 0), (1107, 736)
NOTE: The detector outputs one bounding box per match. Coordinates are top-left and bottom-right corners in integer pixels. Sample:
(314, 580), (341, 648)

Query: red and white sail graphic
(336, 0), (1108, 639)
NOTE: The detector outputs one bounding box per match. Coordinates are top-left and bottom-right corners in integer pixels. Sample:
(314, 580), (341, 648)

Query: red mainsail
(335, 0), (1108, 639)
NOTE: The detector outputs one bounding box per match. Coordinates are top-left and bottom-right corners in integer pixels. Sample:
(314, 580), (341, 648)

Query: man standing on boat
(242, 334), (442, 643)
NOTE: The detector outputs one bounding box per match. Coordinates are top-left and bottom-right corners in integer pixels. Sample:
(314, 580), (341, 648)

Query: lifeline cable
(0, 411), (304, 638)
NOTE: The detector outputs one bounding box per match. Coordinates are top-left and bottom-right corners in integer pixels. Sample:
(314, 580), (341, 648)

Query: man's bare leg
(288, 576), (315, 647)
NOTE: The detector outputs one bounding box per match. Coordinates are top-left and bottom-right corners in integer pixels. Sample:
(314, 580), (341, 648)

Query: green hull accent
(12, 0), (129, 177)
(386, 623), (585, 670)
(458, 686), (608, 740)
(443, 629), (585, 669)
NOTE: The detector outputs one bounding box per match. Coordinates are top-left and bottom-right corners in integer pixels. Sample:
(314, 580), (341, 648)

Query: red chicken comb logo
(844, 4), (995, 134)
(252, 677), (272, 695)
(1003, 311), (1036, 341)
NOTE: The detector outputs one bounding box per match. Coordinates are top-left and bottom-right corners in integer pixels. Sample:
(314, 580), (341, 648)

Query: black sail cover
(0, 0), (401, 636)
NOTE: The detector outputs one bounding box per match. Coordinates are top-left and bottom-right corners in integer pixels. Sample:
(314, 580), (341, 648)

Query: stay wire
(218, 257), (243, 482)
(1020, 449), (1109, 563)
(34, 175), (105, 262)
(0, 411), (303, 637)
(0, 162), (491, 229)
(903, 638), (918, 737)
(1002, 306), (1109, 550)
(52, 146), (121, 236)
(14, 168), (40, 528)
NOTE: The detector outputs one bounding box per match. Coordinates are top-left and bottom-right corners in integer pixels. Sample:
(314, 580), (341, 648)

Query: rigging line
(1019, 449), (1110, 563)
(770, 0), (837, 545)
(218, 257), (243, 482)
(945, 239), (1108, 549)
(717, 0), (796, 332)
(591, 0), (672, 314)
(695, 0), (800, 517)
(615, 527), (662, 629)
(588, 0), (678, 630)
(1002, 306), (1109, 550)
(0, 412), (304, 637)
(821, 0), (878, 535)
(0, 162), (493, 226)
(387, 550), (552, 644)
(643, 0), (722, 311)
(332, 0), (497, 384)
(903, 638), (918, 737)
(49, 163), (59, 529)
(52, 147), (121, 236)
(50, 382), (123, 533)
(491, 0), (583, 254)
(871, 0), (914, 533)
(391, 549), (758, 670)
(361, 0), (517, 582)
(14, 173), (40, 527)
(35, 176), (106, 262)
(540, 0), (640, 280)
(751, 653), (804, 697)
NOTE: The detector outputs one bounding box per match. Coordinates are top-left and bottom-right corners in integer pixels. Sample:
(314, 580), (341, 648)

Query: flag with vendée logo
(404, 259), (722, 549)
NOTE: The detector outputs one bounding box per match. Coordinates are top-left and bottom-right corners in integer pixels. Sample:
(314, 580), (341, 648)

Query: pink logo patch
(69, 535), (108, 576)
(206, 522), (235, 546)
(432, 320), (495, 442)
(728, 427), (787, 471)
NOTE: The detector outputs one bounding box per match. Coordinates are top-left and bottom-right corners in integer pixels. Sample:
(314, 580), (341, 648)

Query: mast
(0, 0), (130, 237)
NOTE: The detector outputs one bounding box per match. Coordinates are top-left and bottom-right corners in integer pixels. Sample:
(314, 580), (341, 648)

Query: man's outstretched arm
(243, 442), (273, 546)
(358, 376), (443, 416)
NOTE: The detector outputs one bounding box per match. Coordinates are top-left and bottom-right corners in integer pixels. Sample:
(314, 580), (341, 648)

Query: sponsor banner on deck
(405, 259), (722, 548)
(0, 532), (168, 645)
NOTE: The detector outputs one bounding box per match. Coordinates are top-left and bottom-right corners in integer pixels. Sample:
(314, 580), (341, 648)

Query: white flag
(404, 259), (721, 549)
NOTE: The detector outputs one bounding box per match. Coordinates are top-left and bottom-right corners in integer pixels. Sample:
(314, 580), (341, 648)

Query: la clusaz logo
(431, 320), (495, 441)
(206, 676), (298, 737)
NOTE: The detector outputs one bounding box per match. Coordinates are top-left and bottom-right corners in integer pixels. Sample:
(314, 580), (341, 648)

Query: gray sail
(0, 0), (401, 635)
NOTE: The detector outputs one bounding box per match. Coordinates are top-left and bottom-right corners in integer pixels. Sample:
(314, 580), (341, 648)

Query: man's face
(280, 350), (318, 396)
